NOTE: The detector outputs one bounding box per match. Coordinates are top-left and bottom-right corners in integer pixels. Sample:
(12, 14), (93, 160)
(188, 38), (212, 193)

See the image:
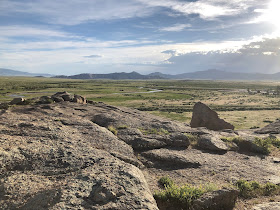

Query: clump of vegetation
(250, 126), (260, 129)
(221, 136), (280, 154)
(236, 180), (280, 198)
(0, 103), (9, 110)
(108, 125), (118, 135)
(117, 125), (128, 129)
(184, 133), (199, 146)
(154, 176), (217, 209)
(139, 128), (169, 135)
(253, 137), (280, 155)
(158, 176), (174, 188)
(221, 137), (243, 150)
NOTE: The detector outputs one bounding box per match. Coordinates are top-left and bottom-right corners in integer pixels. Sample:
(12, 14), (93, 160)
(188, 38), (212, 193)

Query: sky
(0, 0), (280, 75)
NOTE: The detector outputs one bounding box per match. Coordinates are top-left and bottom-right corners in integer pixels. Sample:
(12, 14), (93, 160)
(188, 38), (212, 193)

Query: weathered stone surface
(10, 97), (25, 105)
(192, 188), (239, 210)
(2, 93), (280, 210)
(51, 158), (158, 210)
(255, 120), (280, 134)
(190, 102), (234, 131)
(253, 202), (280, 210)
(197, 134), (229, 152)
(141, 149), (201, 169)
(117, 128), (190, 150)
(0, 104), (157, 209)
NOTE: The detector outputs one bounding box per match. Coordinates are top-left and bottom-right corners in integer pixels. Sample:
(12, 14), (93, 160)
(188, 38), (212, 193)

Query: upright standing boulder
(190, 102), (234, 131)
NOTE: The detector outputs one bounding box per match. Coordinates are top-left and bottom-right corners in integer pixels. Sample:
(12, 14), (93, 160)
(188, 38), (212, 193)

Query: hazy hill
(171, 69), (278, 80)
(0, 68), (52, 77)
(54, 71), (163, 80)
(55, 69), (280, 80)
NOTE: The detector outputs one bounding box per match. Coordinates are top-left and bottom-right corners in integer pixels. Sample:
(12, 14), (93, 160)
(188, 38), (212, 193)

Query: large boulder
(197, 134), (229, 152)
(255, 120), (280, 134)
(190, 102), (234, 131)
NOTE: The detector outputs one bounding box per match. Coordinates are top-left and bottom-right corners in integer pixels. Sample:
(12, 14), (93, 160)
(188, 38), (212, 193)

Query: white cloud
(0, 26), (75, 38)
(164, 37), (280, 74)
(0, 0), (268, 26)
(0, 33), (248, 74)
(0, 0), (156, 25)
(138, 0), (266, 20)
(159, 24), (191, 32)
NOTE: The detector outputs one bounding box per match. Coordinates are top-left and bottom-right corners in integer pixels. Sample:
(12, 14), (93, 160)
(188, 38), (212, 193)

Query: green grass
(139, 128), (169, 135)
(1, 77), (280, 129)
(154, 176), (217, 209)
(236, 180), (280, 198)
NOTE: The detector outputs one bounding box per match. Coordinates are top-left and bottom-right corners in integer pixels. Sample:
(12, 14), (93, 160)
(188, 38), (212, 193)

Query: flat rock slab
(141, 149), (201, 169)
(253, 202), (280, 210)
(143, 148), (280, 193)
(192, 188), (239, 210)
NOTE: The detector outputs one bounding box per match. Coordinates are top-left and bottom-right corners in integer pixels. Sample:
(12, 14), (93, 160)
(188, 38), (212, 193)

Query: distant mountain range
(2, 68), (280, 80)
(54, 71), (163, 80)
(0, 68), (52, 77)
(54, 69), (280, 80)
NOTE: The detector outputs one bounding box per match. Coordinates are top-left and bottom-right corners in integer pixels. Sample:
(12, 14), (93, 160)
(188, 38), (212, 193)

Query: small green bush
(154, 177), (216, 209)
(158, 176), (174, 188)
(236, 180), (280, 198)
(253, 138), (270, 155)
(108, 125), (118, 135)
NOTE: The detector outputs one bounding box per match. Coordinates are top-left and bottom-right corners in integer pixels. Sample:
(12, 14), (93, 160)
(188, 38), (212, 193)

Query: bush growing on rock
(236, 180), (280, 198)
(221, 136), (280, 154)
(154, 177), (217, 209)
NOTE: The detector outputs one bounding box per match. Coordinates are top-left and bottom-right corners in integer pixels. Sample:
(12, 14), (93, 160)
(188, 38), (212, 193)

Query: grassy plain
(1, 76), (280, 129)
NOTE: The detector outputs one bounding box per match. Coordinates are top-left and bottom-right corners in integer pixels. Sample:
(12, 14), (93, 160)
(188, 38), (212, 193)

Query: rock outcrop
(255, 120), (280, 134)
(0, 93), (279, 209)
(190, 102), (234, 131)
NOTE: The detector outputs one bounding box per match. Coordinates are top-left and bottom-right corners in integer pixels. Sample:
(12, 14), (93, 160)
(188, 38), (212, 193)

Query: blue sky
(0, 0), (280, 75)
